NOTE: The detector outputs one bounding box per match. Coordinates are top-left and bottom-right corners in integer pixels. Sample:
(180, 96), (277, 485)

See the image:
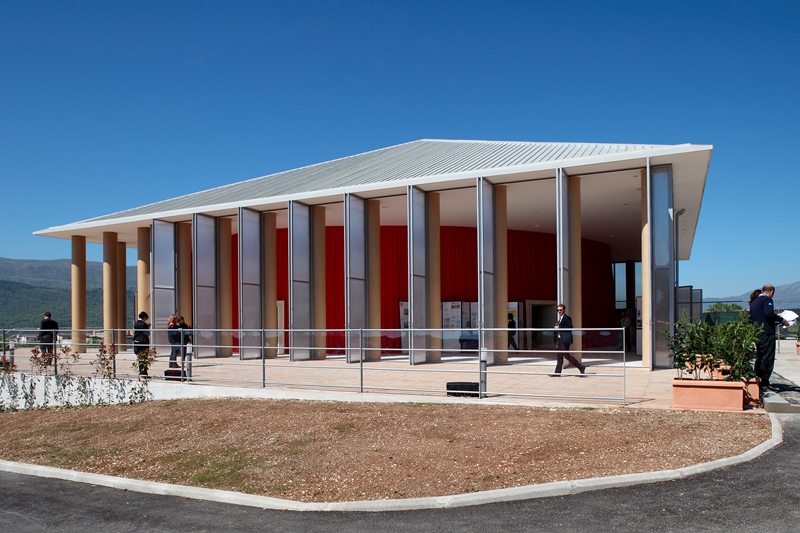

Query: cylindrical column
(427, 193), (441, 363)
(263, 212), (278, 358)
(568, 176), (582, 360)
(116, 241), (127, 347)
(312, 205), (326, 358)
(137, 226), (151, 319)
(366, 200), (382, 361)
(71, 236), (86, 354)
(102, 232), (118, 347)
(177, 222), (193, 325)
(494, 186), (509, 364)
(640, 169), (652, 367)
(218, 217), (233, 357)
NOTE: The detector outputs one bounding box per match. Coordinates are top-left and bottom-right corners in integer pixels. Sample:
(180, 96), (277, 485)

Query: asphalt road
(2, 414), (800, 532)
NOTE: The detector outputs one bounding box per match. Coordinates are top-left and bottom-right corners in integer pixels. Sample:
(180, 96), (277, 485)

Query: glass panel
(152, 287), (174, 349)
(412, 188), (426, 275)
(348, 196), (366, 280)
(291, 203), (310, 282)
(153, 220), (175, 289)
(651, 165), (674, 368)
(291, 280), (311, 360)
(240, 209), (261, 285)
(350, 279), (366, 329)
(194, 214), (216, 287)
(195, 286), (217, 358)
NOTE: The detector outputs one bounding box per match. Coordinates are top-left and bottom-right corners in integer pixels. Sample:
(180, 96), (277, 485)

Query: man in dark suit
(38, 311), (59, 357)
(132, 311), (151, 376)
(750, 284), (788, 393)
(552, 304), (586, 376)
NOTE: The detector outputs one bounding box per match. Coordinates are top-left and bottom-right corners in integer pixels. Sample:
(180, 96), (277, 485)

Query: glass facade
(345, 194), (367, 362)
(289, 201), (312, 360)
(477, 177), (495, 362)
(238, 208), (263, 359)
(193, 213), (217, 358)
(407, 186), (428, 364)
(650, 165), (674, 368)
(151, 219), (176, 348)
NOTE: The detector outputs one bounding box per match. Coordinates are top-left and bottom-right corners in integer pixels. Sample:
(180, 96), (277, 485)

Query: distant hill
(0, 257), (136, 290)
(706, 281), (800, 310)
(0, 258), (136, 329)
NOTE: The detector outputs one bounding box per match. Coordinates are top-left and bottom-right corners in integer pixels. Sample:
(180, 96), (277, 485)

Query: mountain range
(708, 281), (800, 308)
(2, 256), (799, 328)
(0, 257), (135, 329)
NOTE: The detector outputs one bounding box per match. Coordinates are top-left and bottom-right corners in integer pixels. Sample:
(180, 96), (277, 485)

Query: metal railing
(1, 326), (629, 405)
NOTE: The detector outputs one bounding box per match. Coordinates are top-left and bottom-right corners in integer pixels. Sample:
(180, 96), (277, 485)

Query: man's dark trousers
(756, 332), (776, 387)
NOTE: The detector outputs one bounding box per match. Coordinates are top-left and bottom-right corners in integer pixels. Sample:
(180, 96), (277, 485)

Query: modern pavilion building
(35, 139), (712, 369)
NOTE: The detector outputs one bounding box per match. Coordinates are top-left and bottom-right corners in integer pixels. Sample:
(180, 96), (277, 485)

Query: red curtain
(507, 230), (558, 302)
(326, 226), (345, 351)
(379, 226), (408, 349)
(230, 226), (614, 352)
(581, 239), (616, 328)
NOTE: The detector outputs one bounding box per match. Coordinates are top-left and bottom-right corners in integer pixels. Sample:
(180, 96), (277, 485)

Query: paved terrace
(8, 339), (800, 411)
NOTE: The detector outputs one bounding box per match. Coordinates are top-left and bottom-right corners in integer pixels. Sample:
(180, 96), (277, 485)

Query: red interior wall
(326, 226), (345, 350)
(228, 226), (614, 352)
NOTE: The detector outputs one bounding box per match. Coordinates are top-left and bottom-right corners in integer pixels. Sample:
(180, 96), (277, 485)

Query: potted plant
(668, 313), (761, 410)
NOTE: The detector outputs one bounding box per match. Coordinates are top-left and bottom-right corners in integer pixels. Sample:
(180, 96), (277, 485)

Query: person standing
(508, 312), (519, 352)
(552, 304), (586, 376)
(620, 311), (632, 352)
(38, 312), (59, 357)
(132, 311), (151, 376)
(178, 316), (192, 367)
(167, 315), (181, 369)
(749, 284), (788, 393)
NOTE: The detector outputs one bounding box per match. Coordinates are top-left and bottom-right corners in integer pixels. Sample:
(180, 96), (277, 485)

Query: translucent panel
(241, 284), (262, 330)
(152, 220), (175, 289)
(651, 166), (674, 368)
(413, 275), (427, 328)
(347, 195), (366, 280)
(240, 208), (261, 285)
(292, 281), (311, 328)
(411, 188), (427, 275)
(194, 286), (217, 358)
(194, 214), (216, 287)
(290, 202), (310, 282)
(480, 179), (495, 274)
(290, 280), (311, 360)
(152, 288), (175, 348)
(349, 278), (366, 329)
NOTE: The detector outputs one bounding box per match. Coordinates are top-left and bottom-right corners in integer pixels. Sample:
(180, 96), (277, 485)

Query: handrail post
(359, 328), (364, 393)
(261, 328), (266, 388)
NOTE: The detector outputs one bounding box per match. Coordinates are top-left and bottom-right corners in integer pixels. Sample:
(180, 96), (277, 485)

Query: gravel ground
(0, 399), (771, 503)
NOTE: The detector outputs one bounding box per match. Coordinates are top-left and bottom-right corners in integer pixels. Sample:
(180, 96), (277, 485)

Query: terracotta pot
(795, 342), (800, 356)
(672, 378), (745, 411)
(743, 377), (761, 407)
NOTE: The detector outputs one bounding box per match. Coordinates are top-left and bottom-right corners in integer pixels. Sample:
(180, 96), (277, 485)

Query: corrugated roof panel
(84, 139), (665, 223)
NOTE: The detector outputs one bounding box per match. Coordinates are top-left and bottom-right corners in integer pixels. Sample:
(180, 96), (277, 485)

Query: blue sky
(1, 0), (798, 298)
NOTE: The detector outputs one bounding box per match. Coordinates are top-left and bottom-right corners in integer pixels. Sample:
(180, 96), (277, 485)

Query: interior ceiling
(372, 169), (643, 263)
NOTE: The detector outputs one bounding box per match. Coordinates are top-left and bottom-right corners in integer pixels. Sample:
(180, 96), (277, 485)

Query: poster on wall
(399, 301), (409, 351)
(442, 301), (462, 352)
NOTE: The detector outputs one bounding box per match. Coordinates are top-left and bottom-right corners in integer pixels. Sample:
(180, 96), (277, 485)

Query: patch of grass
(275, 437), (313, 456)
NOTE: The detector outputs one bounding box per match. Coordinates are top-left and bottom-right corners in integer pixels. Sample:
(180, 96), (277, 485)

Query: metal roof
(81, 139), (663, 223)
